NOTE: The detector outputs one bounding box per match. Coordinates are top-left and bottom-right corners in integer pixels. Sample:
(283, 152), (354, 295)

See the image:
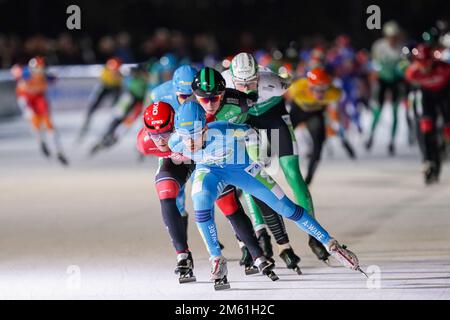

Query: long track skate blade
(293, 266), (302, 275)
(322, 259), (333, 267)
(214, 282), (231, 291)
(179, 276), (197, 284)
(357, 267), (368, 278)
(266, 271), (279, 282)
(245, 267), (259, 276)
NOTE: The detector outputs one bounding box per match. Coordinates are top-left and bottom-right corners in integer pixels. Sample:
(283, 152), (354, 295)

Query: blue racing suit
(169, 121), (332, 257)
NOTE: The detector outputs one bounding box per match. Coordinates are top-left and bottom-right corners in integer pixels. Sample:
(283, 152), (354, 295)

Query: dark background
(2, 0), (449, 46)
(0, 0), (449, 65)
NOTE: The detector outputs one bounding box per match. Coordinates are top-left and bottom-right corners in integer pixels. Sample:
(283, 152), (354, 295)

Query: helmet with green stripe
(192, 67), (226, 97)
(230, 52), (258, 82)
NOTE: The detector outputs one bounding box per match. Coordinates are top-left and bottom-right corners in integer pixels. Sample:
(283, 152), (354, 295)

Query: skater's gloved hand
(246, 91), (258, 106)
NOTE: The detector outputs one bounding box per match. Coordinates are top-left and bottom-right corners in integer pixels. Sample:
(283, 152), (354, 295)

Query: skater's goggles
(176, 92), (193, 100)
(196, 95), (222, 104)
(148, 131), (172, 141)
(232, 79), (258, 90)
(176, 128), (205, 141)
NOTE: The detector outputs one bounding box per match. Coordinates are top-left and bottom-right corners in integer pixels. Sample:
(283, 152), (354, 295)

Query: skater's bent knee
(156, 178), (180, 200)
(420, 117), (434, 133)
(215, 191), (239, 216)
(443, 125), (450, 139)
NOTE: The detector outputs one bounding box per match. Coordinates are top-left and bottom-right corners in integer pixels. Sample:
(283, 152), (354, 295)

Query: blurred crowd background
(0, 0), (449, 68)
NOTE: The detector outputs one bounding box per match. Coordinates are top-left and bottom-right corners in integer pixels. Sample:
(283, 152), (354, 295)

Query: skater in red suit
(11, 57), (69, 165)
(405, 44), (450, 184)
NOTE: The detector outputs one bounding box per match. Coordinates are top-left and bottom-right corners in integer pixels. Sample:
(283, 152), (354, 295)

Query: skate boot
(40, 142), (51, 158)
(103, 134), (118, 148)
(342, 140), (356, 159)
(257, 229), (274, 262)
(423, 161), (439, 185)
(76, 124), (89, 145)
(365, 136), (373, 151)
(388, 143), (395, 156)
(56, 152), (69, 166)
(254, 256), (279, 281)
(89, 142), (105, 156)
(240, 246), (258, 275)
(210, 256), (230, 290)
(279, 246), (302, 275)
(326, 239), (367, 277)
(174, 252), (196, 284)
(309, 236), (330, 264)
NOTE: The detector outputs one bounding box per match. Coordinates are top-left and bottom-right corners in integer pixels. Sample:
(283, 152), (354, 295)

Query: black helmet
(192, 67), (226, 97)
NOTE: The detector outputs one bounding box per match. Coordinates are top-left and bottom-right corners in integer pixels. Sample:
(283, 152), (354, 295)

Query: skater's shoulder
(151, 80), (175, 101)
(207, 121), (249, 137)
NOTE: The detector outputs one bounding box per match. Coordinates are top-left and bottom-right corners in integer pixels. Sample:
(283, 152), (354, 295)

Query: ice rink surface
(0, 109), (449, 299)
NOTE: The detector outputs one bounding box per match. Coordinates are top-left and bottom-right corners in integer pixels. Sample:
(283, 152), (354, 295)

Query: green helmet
(192, 67), (226, 97)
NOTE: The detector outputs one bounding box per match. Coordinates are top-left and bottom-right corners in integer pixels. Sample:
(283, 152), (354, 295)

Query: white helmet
(383, 20), (400, 37)
(230, 52), (258, 82)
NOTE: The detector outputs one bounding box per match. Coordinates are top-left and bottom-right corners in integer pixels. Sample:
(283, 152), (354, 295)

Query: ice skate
(240, 246), (258, 275)
(174, 252), (196, 284)
(257, 229), (273, 261)
(254, 256), (279, 281)
(279, 247), (302, 275)
(40, 141), (51, 158)
(326, 239), (366, 277)
(210, 256), (230, 290)
(56, 152), (69, 166)
(423, 161), (439, 185)
(309, 236), (330, 264)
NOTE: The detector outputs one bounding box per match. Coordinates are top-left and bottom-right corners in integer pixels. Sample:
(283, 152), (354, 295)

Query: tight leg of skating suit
(18, 96), (46, 145)
(191, 168), (223, 257)
(34, 96), (65, 154)
(176, 185), (189, 233)
(216, 185), (264, 260)
(304, 112), (326, 185)
(247, 102), (315, 216)
(419, 87), (450, 172)
(242, 192), (266, 234)
(368, 79), (387, 141)
(154, 158), (193, 253)
(81, 85), (109, 133)
(251, 196), (289, 245)
(192, 168), (266, 259)
(219, 164), (332, 246)
(390, 81), (401, 147)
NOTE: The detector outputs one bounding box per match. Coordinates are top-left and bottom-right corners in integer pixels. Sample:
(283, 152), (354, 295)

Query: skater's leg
(19, 96), (49, 154)
(242, 192), (267, 234)
(389, 82), (401, 154)
(304, 112), (326, 185)
(224, 166), (331, 246)
(279, 155), (315, 214)
(191, 167), (223, 257)
(367, 79), (387, 148)
(176, 185), (189, 233)
(155, 159), (193, 253)
(105, 92), (136, 140)
(251, 197), (289, 246)
(79, 85), (109, 137)
(37, 97), (66, 159)
(216, 186), (264, 260)
(249, 104), (327, 259)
